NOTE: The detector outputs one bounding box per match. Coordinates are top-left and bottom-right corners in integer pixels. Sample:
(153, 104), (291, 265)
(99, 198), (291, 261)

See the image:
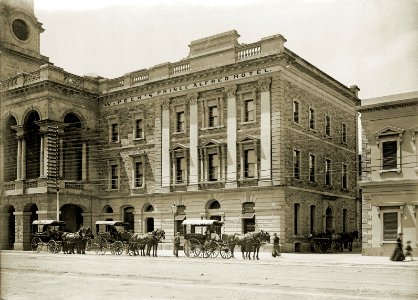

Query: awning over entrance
(175, 215), (186, 221)
(240, 213), (255, 219)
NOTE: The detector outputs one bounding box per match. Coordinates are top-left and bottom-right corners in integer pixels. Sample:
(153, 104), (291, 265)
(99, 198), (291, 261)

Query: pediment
(238, 134), (259, 143)
(374, 126), (404, 137)
(171, 143), (189, 151)
(201, 139), (222, 147)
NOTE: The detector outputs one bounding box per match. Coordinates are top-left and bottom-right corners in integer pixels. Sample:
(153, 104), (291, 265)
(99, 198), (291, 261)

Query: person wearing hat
(173, 232), (181, 257)
(390, 232), (405, 261)
(272, 233), (281, 257)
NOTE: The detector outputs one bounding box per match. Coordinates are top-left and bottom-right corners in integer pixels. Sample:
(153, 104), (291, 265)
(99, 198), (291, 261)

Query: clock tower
(0, 0), (49, 80)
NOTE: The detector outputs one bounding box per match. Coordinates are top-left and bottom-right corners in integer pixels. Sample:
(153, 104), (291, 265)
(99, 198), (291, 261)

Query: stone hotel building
(0, 0), (361, 251)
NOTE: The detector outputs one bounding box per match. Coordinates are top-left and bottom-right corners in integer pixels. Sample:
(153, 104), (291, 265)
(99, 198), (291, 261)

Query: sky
(34, 0), (418, 100)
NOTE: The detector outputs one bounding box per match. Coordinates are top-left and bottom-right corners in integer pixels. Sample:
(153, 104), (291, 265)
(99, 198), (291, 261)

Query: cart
(30, 220), (66, 253)
(93, 221), (129, 255)
(311, 234), (342, 253)
(182, 219), (232, 259)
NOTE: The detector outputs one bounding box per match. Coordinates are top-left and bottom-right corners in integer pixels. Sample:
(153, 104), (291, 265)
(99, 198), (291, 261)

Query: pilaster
(258, 77), (272, 186)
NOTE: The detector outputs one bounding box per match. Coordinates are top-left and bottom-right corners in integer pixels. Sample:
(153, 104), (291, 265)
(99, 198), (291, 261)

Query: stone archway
(61, 204), (83, 232)
(0, 205), (16, 250)
(18, 203), (39, 251)
(2, 116), (18, 182)
(143, 204), (154, 233)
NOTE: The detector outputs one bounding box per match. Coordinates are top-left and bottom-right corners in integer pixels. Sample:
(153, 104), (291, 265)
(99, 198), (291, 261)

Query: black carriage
(30, 220), (66, 253)
(182, 219), (232, 259)
(310, 233), (342, 253)
(93, 221), (129, 255)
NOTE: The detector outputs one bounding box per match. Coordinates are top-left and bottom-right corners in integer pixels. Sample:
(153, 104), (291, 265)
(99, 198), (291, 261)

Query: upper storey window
(134, 119), (143, 139)
(341, 123), (347, 144)
(176, 111), (185, 132)
(325, 115), (331, 137)
(375, 126), (404, 173)
(108, 116), (119, 143)
(239, 90), (256, 123)
(202, 96), (224, 129)
(293, 100), (300, 124)
(309, 107), (316, 130)
(244, 100), (255, 122)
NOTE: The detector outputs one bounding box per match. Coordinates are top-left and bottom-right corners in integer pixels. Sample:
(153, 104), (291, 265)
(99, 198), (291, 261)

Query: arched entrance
(61, 204), (83, 232)
(8, 206), (15, 249)
(143, 204), (154, 232)
(124, 206), (134, 232)
(207, 200), (222, 235)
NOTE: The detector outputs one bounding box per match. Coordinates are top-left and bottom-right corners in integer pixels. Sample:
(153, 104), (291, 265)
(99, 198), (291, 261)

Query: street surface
(1, 249), (417, 300)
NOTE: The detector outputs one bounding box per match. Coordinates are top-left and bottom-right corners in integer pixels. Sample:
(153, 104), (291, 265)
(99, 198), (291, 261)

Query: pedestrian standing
(272, 233), (281, 257)
(390, 233), (405, 261)
(173, 232), (181, 257)
(404, 241), (413, 261)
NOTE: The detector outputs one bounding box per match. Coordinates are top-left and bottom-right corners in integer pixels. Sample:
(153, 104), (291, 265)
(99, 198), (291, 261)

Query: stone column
(21, 137), (26, 179)
(225, 85), (237, 188)
(16, 138), (22, 180)
(258, 77), (272, 186)
(161, 98), (171, 192)
(59, 136), (64, 178)
(13, 211), (32, 251)
(188, 93), (199, 191)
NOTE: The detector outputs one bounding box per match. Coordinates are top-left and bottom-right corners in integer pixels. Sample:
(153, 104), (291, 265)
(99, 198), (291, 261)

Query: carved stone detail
(224, 85), (237, 98)
(161, 98), (171, 110)
(187, 93), (199, 105)
(258, 77), (272, 92)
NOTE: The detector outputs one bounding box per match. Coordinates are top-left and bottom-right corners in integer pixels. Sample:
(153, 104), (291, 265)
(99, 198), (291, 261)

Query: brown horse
(226, 230), (270, 260)
(128, 233), (151, 256)
(146, 229), (165, 257)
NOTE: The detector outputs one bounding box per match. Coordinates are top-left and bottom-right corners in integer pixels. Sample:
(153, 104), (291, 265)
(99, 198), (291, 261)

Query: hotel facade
(0, 0), (361, 252)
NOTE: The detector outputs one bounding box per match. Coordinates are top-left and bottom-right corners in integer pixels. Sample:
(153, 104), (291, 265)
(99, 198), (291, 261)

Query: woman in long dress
(390, 233), (405, 261)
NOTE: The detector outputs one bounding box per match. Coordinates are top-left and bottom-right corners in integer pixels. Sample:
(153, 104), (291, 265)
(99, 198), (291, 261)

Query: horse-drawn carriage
(309, 231), (358, 253)
(182, 219), (233, 259)
(93, 221), (130, 255)
(30, 220), (66, 253)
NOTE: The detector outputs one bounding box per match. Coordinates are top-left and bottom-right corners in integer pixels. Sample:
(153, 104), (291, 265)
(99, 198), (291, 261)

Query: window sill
(173, 131), (186, 135)
(133, 137), (144, 141)
(240, 121), (256, 125)
(309, 128), (316, 133)
(200, 125), (225, 131)
(378, 168), (401, 174)
(325, 135), (332, 139)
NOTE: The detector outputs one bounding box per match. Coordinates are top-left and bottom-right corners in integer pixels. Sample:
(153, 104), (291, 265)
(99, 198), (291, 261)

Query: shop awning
(175, 215), (186, 221)
(240, 213), (255, 219)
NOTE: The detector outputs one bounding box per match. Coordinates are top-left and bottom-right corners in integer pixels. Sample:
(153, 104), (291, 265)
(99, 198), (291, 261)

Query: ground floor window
(383, 212), (398, 241)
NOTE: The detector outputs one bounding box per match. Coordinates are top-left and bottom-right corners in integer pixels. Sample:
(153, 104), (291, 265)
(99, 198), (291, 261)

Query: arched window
(124, 207), (134, 232)
(209, 201), (220, 209)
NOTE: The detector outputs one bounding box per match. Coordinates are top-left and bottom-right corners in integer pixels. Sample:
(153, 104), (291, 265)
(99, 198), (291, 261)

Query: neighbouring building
(0, 0), (361, 252)
(359, 91), (418, 256)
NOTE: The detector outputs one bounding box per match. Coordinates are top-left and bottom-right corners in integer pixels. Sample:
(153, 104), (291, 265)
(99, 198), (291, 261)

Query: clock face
(12, 19), (29, 41)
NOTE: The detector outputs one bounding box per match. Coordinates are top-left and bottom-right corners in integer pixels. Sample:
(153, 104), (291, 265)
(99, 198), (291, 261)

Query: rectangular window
(325, 159), (332, 185)
(244, 100), (254, 122)
(294, 203), (300, 235)
(343, 209), (347, 233)
(111, 123), (119, 143)
(110, 164), (118, 189)
(383, 212), (398, 241)
(208, 106), (218, 127)
(134, 161), (143, 187)
(342, 164), (348, 189)
(382, 141), (397, 170)
(134, 119), (143, 139)
(325, 115), (331, 136)
(244, 149), (256, 178)
(309, 108), (315, 130)
(309, 154), (315, 182)
(175, 157), (186, 183)
(293, 100), (299, 123)
(342, 123), (347, 143)
(176, 111), (185, 132)
(208, 153), (219, 181)
(310, 205), (316, 233)
(293, 149), (301, 179)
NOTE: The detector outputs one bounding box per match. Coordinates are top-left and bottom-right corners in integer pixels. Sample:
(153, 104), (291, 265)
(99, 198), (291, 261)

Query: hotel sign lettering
(104, 67), (276, 107)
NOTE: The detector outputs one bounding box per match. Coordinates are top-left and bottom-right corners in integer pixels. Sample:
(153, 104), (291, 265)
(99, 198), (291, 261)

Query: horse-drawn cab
(30, 220), (66, 253)
(93, 221), (129, 255)
(182, 219), (232, 259)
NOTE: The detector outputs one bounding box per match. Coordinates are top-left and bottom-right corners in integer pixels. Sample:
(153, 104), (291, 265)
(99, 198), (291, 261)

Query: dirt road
(1, 250), (417, 299)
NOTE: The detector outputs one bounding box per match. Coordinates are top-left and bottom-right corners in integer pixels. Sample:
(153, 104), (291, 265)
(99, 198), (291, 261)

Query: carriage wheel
(205, 241), (219, 258)
(220, 244), (233, 259)
(332, 242), (341, 253)
(93, 236), (107, 255)
(112, 241), (124, 255)
(48, 240), (57, 253)
(31, 237), (42, 252)
(184, 239), (200, 258)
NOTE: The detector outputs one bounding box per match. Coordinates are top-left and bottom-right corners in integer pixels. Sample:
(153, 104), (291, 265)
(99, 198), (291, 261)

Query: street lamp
(171, 204), (177, 237)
